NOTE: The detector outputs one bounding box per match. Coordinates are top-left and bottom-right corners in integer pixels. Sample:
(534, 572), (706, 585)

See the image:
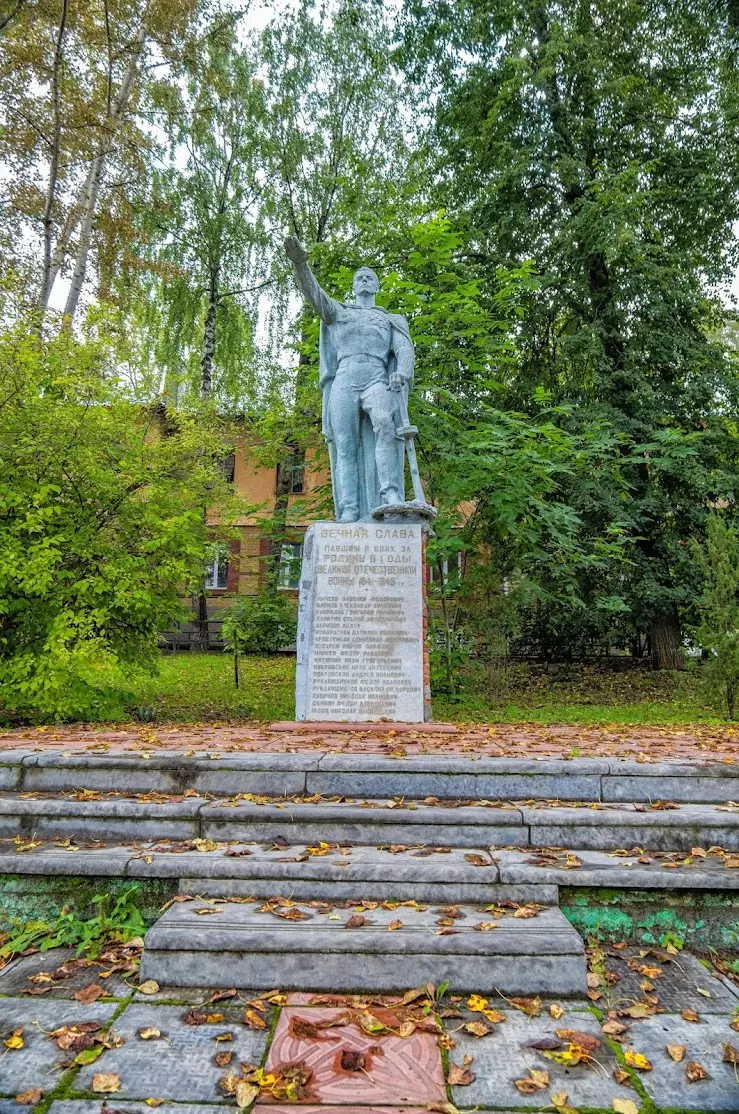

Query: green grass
(131, 652), (296, 722)
(120, 652), (727, 725)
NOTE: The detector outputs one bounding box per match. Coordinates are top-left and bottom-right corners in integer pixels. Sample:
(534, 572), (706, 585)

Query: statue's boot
(381, 487), (403, 506)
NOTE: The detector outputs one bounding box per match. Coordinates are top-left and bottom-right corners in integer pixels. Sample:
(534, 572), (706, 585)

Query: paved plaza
(1, 942), (738, 1112)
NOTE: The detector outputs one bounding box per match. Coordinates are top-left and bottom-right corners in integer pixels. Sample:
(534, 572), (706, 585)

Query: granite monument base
(296, 520), (430, 723)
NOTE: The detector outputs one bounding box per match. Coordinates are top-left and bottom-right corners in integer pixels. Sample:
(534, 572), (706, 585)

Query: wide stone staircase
(1, 746), (737, 996)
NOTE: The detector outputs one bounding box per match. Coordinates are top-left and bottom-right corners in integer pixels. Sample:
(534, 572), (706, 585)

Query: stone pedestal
(296, 520), (429, 722)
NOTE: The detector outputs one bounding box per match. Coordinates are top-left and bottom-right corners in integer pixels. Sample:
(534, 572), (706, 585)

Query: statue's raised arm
(284, 237), (339, 325)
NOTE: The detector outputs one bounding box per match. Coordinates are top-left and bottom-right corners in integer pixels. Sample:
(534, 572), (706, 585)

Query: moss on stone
(0, 875), (177, 930)
(561, 887), (739, 947)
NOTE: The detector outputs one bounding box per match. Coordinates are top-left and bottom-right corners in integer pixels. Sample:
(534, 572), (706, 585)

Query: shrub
(221, 589), (297, 660)
(691, 514), (739, 718)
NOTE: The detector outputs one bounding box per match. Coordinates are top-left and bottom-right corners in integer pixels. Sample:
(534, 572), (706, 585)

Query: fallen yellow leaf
(92, 1073), (121, 1094)
(612, 1099), (639, 1114)
(624, 1049), (653, 1072)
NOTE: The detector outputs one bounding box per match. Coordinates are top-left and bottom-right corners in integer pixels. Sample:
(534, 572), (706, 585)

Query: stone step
(3, 836), (737, 896)
(0, 840), (553, 903)
(2, 791), (739, 851)
(2, 748), (738, 801)
(494, 847), (739, 889)
(139, 899), (586, 995)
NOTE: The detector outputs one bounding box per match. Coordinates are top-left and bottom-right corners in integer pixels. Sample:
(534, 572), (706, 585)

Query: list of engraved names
(305, 522), (424, 721)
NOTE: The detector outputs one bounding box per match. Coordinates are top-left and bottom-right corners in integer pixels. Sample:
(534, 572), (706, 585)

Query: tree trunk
(37, 0), (68, 320)
(650, 608), (684, 670)
(193, 585), (210, 652)
(200, 266), (219, 397)
(62, 20), (146, 323)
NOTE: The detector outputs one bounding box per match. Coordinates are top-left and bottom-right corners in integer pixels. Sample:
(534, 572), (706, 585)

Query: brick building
(163, 436), (328, 650)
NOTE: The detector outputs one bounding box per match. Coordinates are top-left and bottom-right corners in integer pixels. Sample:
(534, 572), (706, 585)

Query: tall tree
(402, 0), (739, 667)
(127, 18), (271, 409)
(0, 0), (206, 326)
(257, 0), (413, 572)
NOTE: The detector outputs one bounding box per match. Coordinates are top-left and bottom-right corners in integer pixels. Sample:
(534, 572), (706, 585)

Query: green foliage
(691, 515), (739, 718)
(401, 0), (739, 665)
(0, 321), (239, 722)
(221, 589), (297, 657)
(330, 215), (633, 688)
(127, 19), (271, 409)
(0, 885), (145, 964)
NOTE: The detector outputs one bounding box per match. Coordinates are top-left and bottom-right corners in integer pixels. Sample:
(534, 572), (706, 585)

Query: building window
(217, 454), (235, 484)
(429, 552), (464, 587)
(278, 542), (303, 590)
(205, 547), (229, 590)
(277, 448), (305, 495)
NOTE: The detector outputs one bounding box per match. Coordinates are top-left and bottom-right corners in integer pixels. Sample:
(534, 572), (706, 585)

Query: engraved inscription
(303, 523), (424, 721)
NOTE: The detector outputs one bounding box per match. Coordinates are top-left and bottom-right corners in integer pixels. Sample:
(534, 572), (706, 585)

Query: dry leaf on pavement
(513, 1069), (549, 1094)
(666, 1044), (686, 1062)
(138, 980), (160, 995)
(623, 1049), (652, 1071)
(14, 1090), (42, 1106)
(686, 1061), (708, 1082)
(508, 996), (542, 1017)
(74, 983), (105, 1004)
(722, 1042), (739, 1064)
(463, 1020), (491, 1038)
(92, 1073), (121, 1093)
(612, 1099), (639, 1114)
(680, 1008), (700, 1023)
(244, 1010), (267, 1030)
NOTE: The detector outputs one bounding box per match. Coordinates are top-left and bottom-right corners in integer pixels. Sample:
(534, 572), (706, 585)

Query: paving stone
(626, 1013), (739, 1111)
(0, 948), (130, 999)
(447, 1006), (625, 1110)
(523, 803), (739, 852)
(254, 1107), (432, 1114)
(199, 799), (527, 848)
(21, 753), (314, 797)
(306, 756), (607, 801)
(50, 1104), (230, 1114)
(0, 997), (118, 1097)
(74, 1003), (269, 1101)
(606, 760), (739, 779)
(134, 844), (501, 882)
(603, 773), (739, 804)
(265, 1006), (446, 1105)
(0, 845), (133, 877)
(177, 877), (553, 904)
(601, 948), (739, 1014)
(0, 753), (33, 792)
(0, 797), (205, 842)
(496, 848), (739, 889)
(0, 1102), (31, 1114)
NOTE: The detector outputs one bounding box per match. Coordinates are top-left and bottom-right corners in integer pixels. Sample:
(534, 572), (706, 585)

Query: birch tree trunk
(62, 20), (147, 323)
(199, 263), (220, 397)
(37, 0), (69, 319)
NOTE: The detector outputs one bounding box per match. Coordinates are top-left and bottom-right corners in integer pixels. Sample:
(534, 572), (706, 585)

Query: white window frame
(429, 551), (464, 586)
(204, 548), (229, 590)
(278, 542), (303, 590)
